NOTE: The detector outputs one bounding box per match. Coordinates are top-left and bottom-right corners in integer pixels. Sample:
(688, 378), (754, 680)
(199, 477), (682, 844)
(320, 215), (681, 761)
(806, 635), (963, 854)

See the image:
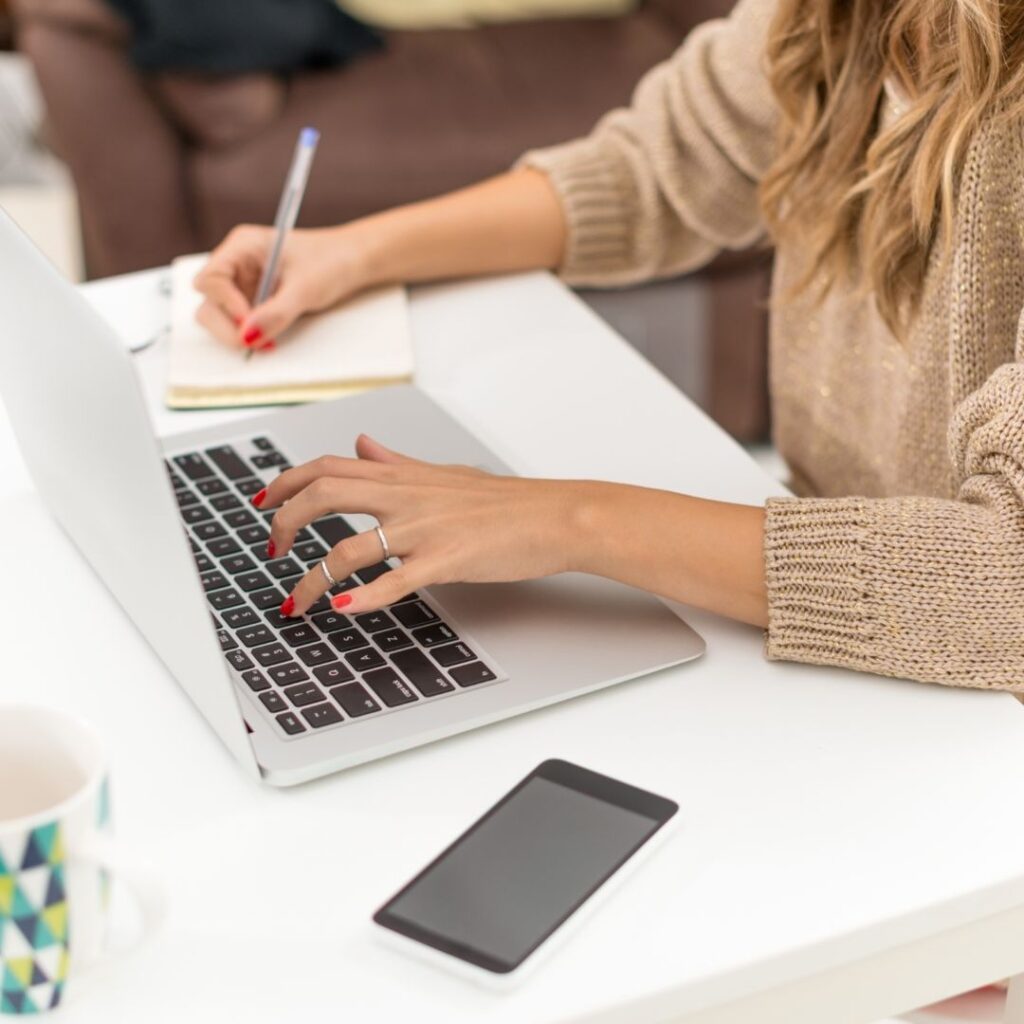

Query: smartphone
(372, 759), (678, 985)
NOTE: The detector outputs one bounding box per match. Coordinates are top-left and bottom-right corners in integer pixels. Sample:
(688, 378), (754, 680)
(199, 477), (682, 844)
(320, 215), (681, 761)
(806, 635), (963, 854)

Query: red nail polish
(252, 487), (266, 508)
(243, 326), (263, 345)
(280, 595), (295, 616)
(331, 593), (353, 610)
(258, 340), (276, 353)
(267, 539), (276, 558)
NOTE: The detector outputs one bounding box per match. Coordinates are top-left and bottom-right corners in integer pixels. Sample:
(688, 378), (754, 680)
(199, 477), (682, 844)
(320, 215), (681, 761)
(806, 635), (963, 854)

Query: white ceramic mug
(0, 705), (162, 1014)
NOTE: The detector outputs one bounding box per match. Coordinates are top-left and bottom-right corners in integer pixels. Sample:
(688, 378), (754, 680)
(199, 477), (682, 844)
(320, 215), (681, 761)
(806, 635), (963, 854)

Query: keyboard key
(194, 553), (214, 573)
(249, 544), (276, 564)
(212, 495), (244, 515)
(182, 505), (213, 525)
(328, 628), (369, 653)
(221, 554), (256, 575)
(205, 445), (252, 481)
(174, 452), (215, 481)
(198, 477), (229, 496)
(392, 601), (439, 630)
(237, 625), (275, 648)
(264, 608), (296, 630)
(412, 623), (458, 647)
(356, 562), (391, 584)
(330, 575), (360, 594)
(250, 587), (283, 610)
(237, 571), (272, 592)
(260, 691), (287, 713)
(201, 571), (229, 593)
(238, 525), (269, 545)
(252, 451), (288, 469)
(267, 557), (303, 580)
(236, 477), (265, 497)
(312, 516), (357, 546)
(364, 668), (417, 707)
(302, 703), (343, 729)
(222, 606), (259, 630)
(217, 629), (237, 652)
(280, 624), (318, 647)
(176, 489), (200, 509)
(268, 662), (308, 687)
(450, 662), (497, 687)
(294, 541), (328, 562)
(252, 643), (291, 668)
(188, 536), (200, 553)
(391, 648), (454, 697)
(283, 682), (325, 707)
(241, 669), (270, 692)
(297, 643), (337, 668)
(222, 507), (255, 526)
(253, 436), (274, 451)
(194, 521), (227, 542)
(373, 628), (413, 654)
(207, 537), (241, 558)
(432, 642), (476, 668)
(346, 648), (387, 672)
(308, 593), (332, 613)
(169, 471), (186, 490)
(276, 711), (306, 735)
(225, 649), (254, 672)
(314, 663), (355, 687)
(312, 610), (349, 633)
(391, 592), (421, 606)
(355, 611), (395, 633)
(330, 681), (381, 716)
(208, 587), (244, 610)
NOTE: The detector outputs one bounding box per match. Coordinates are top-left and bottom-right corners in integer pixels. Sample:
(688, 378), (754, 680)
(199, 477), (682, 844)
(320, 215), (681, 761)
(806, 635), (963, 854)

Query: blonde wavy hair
(759, 0), (1024, 337)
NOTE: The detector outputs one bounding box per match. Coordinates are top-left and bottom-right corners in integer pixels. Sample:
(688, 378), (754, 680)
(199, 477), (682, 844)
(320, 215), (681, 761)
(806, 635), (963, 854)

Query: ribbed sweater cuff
(763, 497), (875, 666)
(517, 140), (635, 285)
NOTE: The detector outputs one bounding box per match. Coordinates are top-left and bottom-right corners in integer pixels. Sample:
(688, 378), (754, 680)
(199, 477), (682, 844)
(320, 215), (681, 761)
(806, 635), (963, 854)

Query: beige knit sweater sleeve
(520, 0), (778, 286)
(764, 308), (1024, 690)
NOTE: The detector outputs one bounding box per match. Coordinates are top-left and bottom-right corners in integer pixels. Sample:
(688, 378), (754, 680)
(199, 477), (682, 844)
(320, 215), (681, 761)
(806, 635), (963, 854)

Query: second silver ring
(374, 524), (391, 562)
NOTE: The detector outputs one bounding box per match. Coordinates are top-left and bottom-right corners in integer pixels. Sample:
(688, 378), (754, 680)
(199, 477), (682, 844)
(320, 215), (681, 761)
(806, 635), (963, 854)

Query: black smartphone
(373, 759), (678, 984)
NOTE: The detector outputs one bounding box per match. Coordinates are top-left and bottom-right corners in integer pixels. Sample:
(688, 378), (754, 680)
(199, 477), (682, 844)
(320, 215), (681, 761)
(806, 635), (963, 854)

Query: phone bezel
(372, 758), (679, 975)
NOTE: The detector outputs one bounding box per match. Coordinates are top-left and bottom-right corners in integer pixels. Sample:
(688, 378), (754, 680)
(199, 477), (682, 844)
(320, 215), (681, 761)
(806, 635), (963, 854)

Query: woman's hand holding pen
(193, 224), (375, 352)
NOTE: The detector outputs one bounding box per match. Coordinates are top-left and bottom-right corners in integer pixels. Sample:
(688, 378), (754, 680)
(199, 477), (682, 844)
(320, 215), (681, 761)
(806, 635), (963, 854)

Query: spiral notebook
(166, 253), (414, 409)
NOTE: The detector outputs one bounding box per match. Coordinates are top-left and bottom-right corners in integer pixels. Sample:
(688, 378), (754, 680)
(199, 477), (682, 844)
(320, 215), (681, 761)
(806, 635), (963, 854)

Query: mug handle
(71, 836), (166, 955)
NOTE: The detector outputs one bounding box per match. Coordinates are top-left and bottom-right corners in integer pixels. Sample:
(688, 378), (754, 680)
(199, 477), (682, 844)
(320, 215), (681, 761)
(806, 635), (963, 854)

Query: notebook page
(167, 253), (413, 399)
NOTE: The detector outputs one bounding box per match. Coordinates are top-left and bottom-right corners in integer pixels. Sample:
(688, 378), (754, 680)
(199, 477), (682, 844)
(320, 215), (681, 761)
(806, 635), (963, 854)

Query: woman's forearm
(570, 483), (769, 627)
(350, 168), (567, 287)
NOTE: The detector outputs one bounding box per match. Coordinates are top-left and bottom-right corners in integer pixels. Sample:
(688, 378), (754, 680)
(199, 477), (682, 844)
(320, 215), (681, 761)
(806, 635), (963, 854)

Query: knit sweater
(522, 0), (1024, 691)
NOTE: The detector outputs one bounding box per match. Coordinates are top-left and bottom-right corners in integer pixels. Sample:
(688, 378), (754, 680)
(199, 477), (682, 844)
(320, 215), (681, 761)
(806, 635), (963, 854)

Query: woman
(195, 0), (1024, 692)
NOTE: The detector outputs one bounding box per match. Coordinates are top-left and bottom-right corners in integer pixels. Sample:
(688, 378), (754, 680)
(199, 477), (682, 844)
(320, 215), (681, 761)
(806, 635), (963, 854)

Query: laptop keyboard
(166, 435), (504, 740)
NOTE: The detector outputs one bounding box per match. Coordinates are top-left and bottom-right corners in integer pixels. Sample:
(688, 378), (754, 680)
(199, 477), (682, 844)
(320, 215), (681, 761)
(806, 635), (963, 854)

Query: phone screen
(374, 761), (676, 974)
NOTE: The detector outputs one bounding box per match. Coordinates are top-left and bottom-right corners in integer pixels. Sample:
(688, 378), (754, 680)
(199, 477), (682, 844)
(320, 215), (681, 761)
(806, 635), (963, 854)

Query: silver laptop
(0, 210), (704, 786)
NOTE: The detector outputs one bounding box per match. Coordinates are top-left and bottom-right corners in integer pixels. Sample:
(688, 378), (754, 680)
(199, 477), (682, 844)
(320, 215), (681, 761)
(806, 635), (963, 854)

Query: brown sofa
(11, 0), (770, 438)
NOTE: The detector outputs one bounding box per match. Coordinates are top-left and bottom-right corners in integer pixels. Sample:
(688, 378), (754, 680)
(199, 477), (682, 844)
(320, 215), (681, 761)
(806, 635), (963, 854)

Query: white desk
(4, 269), (1024, 1024)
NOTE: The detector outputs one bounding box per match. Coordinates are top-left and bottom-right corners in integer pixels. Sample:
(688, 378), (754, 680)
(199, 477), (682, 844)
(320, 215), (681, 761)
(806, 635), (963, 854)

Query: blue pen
(245, 126), (320, 360)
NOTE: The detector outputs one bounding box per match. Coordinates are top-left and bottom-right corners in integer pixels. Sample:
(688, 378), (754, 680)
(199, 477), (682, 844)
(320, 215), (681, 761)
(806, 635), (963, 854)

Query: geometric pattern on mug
(0, 823), (69, 1015)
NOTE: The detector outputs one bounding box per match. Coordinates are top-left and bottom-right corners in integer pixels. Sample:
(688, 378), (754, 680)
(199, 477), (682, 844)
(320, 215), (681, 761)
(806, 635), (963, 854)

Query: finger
(254, 454), (391, 511)
(240, 281), (309, 344)
(264, 478), (391, 553)
(193, 265), (252, 327)
(196, 298), (244, 348)
(328, 561), (432, 616)
(355, 434), (421, 466)
(283, 529), (394, 616)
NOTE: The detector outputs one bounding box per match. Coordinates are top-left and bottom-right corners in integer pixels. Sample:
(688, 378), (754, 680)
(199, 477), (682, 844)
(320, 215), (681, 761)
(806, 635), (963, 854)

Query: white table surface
(4, 268), (1024, 1024)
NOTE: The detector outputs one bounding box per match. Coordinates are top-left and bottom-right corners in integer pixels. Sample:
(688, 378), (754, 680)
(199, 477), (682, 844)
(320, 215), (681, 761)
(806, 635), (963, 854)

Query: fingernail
(257, 340), (276, 353)
(331, 594), (353, 610)
(267, 539), (276, 558)
(280, 595), (295, 616)
(252, 487), (266, 508)
(242, 326), (263, 345)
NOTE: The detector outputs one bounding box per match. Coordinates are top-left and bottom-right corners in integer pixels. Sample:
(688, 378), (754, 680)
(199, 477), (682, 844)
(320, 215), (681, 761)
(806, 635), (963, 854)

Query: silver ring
(319, 559), (338, 588)
(375, 525), (391, 562)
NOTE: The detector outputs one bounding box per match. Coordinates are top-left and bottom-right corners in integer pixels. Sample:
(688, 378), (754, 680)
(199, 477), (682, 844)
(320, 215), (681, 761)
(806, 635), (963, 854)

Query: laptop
(0, 210), (705, 786)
